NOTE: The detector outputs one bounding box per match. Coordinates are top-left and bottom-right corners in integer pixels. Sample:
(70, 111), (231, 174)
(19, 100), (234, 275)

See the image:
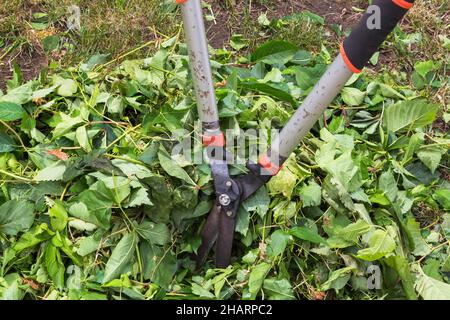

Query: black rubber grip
(342, 0), (414, 72)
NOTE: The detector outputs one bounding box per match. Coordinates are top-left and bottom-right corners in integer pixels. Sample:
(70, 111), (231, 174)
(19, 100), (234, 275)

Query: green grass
(0, 0), (180, 67)
(0, 0), (448, 99)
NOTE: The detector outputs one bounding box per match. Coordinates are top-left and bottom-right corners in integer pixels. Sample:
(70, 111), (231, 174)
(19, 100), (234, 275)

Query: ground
(2, 0), (447, 92)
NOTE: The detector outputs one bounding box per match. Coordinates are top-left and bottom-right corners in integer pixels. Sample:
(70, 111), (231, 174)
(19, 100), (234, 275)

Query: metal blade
(215, 214), (236, 268)
(194, 205), (221, 266)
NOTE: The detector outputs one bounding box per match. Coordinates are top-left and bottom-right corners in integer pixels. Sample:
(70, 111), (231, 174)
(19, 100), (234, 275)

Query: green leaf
(0, 273), (25, 300)
(13, 223), (54, 252)
(69, 190), (112, 229)
(135, 221), (170, 246)
(268, 230), (291, 257)
(191, 283), (215, 299)
(315, 132), (363, 193)
(102, 274), (132, 288)
(75, 234), (102, 257)
(261, 68), (284, 83)
(54, 77), (78, 97)
(44, 243), (65, 290)
(140, 241), (177, 289)
(423, 258), (442, 281)
(383, 100), (439, 133)
(403, 132), (424, 164)
(384, 255), (418, 300)
(341, 87), (366, 107)
(32, 85), (58, 100)
(235, 206), (250, 236)
(242, 185), (270, 218)
(49, 201), (68, 232)
(124, 187), (153, 208)
(0, 200), (35, 236)
(0, 82), (33, 105)
(157, 145), (196, 186)
(417, 145), (447, 173)
(320, 267), (354, 292)
(378, 170), (398, 203)
(263, 278), (295, 300)
(75, 126), (92, 152)
(111, 159), (153, 179)
(106, 96), (124, 114)
(42, 35), (60, 52)
(433, 189), (450, 210)
(0, 102), (25, 121)
(267, 163), (298, 199)
(299, 181), (322, 207)
(230, 34), (248, 51)
(57, 234), (83, 266)
(52, 112), (84, 138)
(415, 272), (450, 300)
(295, 64), (326, 90)
(332, 220), (372, 244)
(247, 262), (271, 300)
(0, 133), (15, 152)
(92, 176), (131, 204)
(257, 13), (271, 26)
(356, 230), (396, 261)
(405, 215), (431, 256)
(102, 233), (137, 283)
(414, 60), (436, 78)
(369, 193), (390, 206)
(290, 226), (326, 245)
(34, 161), (66, 182)
(80, 53), (110, 72)
(240, 81), (296, 106)
(251, 40), (298, 62)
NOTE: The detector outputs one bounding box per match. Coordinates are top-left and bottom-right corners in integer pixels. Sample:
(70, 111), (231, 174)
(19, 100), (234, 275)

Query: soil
(0, 46), (48, 92)
(0, 0), (398, 90)
(204, 0), (365, 48)
(412, 202), (445, 228)
(433, 116), (450, 134)
(0, 1), (48, 91)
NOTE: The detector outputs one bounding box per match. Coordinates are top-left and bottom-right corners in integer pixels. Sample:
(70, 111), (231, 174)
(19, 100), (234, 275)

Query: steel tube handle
(178, 0), (220, 129)
(260, 0), (415, 174)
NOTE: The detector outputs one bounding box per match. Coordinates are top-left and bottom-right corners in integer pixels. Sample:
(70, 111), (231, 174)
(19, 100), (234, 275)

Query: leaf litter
(0, 37), (448, 300)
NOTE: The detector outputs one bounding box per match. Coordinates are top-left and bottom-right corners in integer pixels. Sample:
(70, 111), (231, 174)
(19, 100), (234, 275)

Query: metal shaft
(269, 54), (353, 159)
(179, 0), (220, 126)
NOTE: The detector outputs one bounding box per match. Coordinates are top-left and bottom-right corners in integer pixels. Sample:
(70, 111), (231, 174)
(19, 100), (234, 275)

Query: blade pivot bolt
(219, 194), (231, 206)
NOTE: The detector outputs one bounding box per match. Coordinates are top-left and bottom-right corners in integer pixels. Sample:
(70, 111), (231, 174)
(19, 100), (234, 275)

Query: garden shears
(176, 0), (415, 268)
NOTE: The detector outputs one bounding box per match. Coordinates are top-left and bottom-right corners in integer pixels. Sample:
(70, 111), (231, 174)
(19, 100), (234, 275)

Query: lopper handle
(340, 0), (414, 73)
(260, 0), (415, 175)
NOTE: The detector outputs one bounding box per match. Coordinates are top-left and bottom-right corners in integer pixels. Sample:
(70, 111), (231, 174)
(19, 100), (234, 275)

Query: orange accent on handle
(258, 154), (282, 176)
(339, 43), (362, 74)
(392, 0), (413, 9)
(203, 132), (225, 147)
(176, 0), (187, 3)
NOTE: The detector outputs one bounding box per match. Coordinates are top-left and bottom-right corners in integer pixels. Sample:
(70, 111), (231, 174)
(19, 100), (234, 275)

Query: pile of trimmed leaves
(0, 37), (449, 300)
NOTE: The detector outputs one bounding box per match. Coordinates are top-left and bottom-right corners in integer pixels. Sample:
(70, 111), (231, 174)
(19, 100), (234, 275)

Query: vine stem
(0, 169), (33, 182)
(417, 239), (450, 264)
(0, 120), (28, 151)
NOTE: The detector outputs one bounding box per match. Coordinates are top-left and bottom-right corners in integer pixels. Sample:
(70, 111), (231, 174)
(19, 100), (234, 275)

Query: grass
(0, 0), (448, 98)
(0, 0), (180, 68)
